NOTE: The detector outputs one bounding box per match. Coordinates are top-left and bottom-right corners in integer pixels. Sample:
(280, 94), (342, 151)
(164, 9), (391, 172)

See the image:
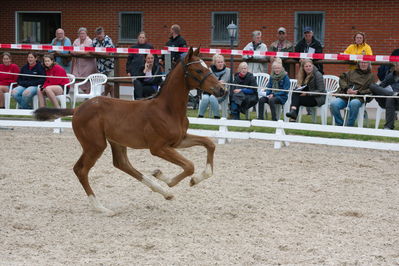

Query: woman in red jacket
(0, 52), (19, 108)
(38, 54), (69, 108)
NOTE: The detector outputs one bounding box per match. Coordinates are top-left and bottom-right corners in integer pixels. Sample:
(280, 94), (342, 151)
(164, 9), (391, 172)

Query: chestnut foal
(34, 47), (225, 215)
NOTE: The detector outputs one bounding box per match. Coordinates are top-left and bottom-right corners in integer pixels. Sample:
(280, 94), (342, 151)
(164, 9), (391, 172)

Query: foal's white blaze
(142, 175), (174, 200)
(200, 60), (208, 69)
(88, 195), (115, 216)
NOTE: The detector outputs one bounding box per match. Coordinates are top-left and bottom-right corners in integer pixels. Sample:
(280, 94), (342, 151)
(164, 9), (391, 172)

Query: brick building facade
(1, 0), (398, 75)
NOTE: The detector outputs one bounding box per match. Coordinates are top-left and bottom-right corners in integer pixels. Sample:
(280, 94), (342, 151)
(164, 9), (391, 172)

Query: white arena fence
(1, 109), (399, 151)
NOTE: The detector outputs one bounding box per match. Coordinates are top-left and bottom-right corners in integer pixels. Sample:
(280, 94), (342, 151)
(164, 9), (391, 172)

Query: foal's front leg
(153, 134), (215, 187)
(150, 145), (195, 187)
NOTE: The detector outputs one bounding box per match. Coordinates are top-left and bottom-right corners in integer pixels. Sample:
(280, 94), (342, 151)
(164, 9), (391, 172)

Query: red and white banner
(1, 43), (399, 62)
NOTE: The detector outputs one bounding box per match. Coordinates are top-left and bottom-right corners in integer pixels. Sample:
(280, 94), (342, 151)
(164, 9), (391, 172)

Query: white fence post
(218, 117), (229, 144)
(274, 120), (289, 149)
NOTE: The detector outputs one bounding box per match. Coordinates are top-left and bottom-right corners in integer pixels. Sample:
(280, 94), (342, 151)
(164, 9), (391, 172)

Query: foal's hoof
(189, 178), (198, 187)
(152, 169), (163, 178)
(164, 194), (174, 200)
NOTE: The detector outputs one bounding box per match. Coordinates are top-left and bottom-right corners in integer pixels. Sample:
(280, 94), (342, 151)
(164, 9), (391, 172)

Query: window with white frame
(212, 12), (239, 46)
(119, 12), (143, 43)
(295, 11), (325, 46)
(16, 12), (61, 44)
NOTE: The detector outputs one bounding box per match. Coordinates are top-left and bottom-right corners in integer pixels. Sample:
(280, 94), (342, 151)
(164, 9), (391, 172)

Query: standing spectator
(330, 61), (374, 126)
(126, 31), (154, 77)
(0, 52), (19, 108)
(92, 27), (115, 97)
(285, 59), (326, 121)
(258, 61), (290, 121)
(344, 32), (373, 70)
(243, 30), (268, 73)
(230, 62), (258, 120)
(198, 54), (230, 119)
(133, 53), (162, 99)
(71, 27), (97, 93)
(37, 54), (69, 108)
(295, 27), (324, 74)
(165, 24), (187, 68)
(269, 27), (294, 76)
(11, 52), (45, 109)
(50, 28), (72, 73)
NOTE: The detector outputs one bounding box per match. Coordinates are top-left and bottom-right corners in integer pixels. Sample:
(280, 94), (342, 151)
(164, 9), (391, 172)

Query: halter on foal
(34, 47), (225, 216)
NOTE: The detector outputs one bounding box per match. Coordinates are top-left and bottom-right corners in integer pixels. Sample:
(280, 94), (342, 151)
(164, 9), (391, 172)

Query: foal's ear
(185, 47), (194, 62)
(194, 45), (201, 57)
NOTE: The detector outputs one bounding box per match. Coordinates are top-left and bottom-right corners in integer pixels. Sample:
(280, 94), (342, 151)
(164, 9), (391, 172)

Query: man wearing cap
(270, 27), (294, 76)
(295, 26), (324, 74)
(242, 30), (268, 73)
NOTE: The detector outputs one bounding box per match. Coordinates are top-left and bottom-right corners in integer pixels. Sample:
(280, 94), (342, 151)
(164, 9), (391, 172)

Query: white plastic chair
(4, 82), (17, 109)
(282, 79), (297, 122)
(374, 104), (399, 129)
(73, 73), (107, 108)
(297, 75), (339, 125)
(248, 73), (269, 119)
(33, 74), (76, 109)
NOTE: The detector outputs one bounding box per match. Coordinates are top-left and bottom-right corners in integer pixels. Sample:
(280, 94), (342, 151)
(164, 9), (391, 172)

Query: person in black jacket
(126, 31), (154, 77)
(11, 52), (45, 109)
(165, 24), (187, 68)
(230, 62), (258, 120)
(377, 48), (399, 82)
(370, 61), (399, 129)
(295, 27), (324, 74)
(133, 53), (162, 99)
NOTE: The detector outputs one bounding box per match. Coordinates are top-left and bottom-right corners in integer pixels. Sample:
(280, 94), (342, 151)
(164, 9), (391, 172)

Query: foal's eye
(195, 69), (203, 74)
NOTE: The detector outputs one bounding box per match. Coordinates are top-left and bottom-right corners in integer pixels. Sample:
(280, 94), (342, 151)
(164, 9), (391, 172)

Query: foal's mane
(147, 60), (182, 100)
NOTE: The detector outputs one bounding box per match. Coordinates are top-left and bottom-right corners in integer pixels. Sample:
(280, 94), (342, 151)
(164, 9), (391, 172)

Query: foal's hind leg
(109, 141), (173, 200)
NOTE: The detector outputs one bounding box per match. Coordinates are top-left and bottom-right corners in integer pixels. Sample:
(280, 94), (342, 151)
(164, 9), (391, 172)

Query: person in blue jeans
(198, 54), (230, 118)
(229, 62), (258, 120)
(258, 60), (290, 120)
(11, 52), (45, 109)
(330, 61), (374, 126)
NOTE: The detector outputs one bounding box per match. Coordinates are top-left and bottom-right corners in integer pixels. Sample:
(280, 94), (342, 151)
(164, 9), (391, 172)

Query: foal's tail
(33, 107), (75, 121)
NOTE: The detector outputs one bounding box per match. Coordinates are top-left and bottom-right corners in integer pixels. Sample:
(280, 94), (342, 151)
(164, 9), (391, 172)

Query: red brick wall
(1, 0), (398, 76)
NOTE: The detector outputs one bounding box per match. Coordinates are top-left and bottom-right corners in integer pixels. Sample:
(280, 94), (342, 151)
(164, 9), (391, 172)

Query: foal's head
(182, 47), (225, 97)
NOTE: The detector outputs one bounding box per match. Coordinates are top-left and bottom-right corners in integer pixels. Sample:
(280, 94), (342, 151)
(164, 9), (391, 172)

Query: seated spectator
(126, 31), (154, 77)
(37, 54), (69, 108)
(198, 54), (230, 119)
(286, 59), (326, 121)
(133, 53), (162, 99)
(344, 32), (373, 70)
(258, 61), (290, 120)
(243, 30), (268, 73)
(230, 62), (258, 120)
(370, 61), (399, 129)
(377, 49), (399, 82)
(71, 27), (97, 93)
(11, 52), (45, 109)
(330, 61), (374, 126)
(0, 52), (19, 108)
